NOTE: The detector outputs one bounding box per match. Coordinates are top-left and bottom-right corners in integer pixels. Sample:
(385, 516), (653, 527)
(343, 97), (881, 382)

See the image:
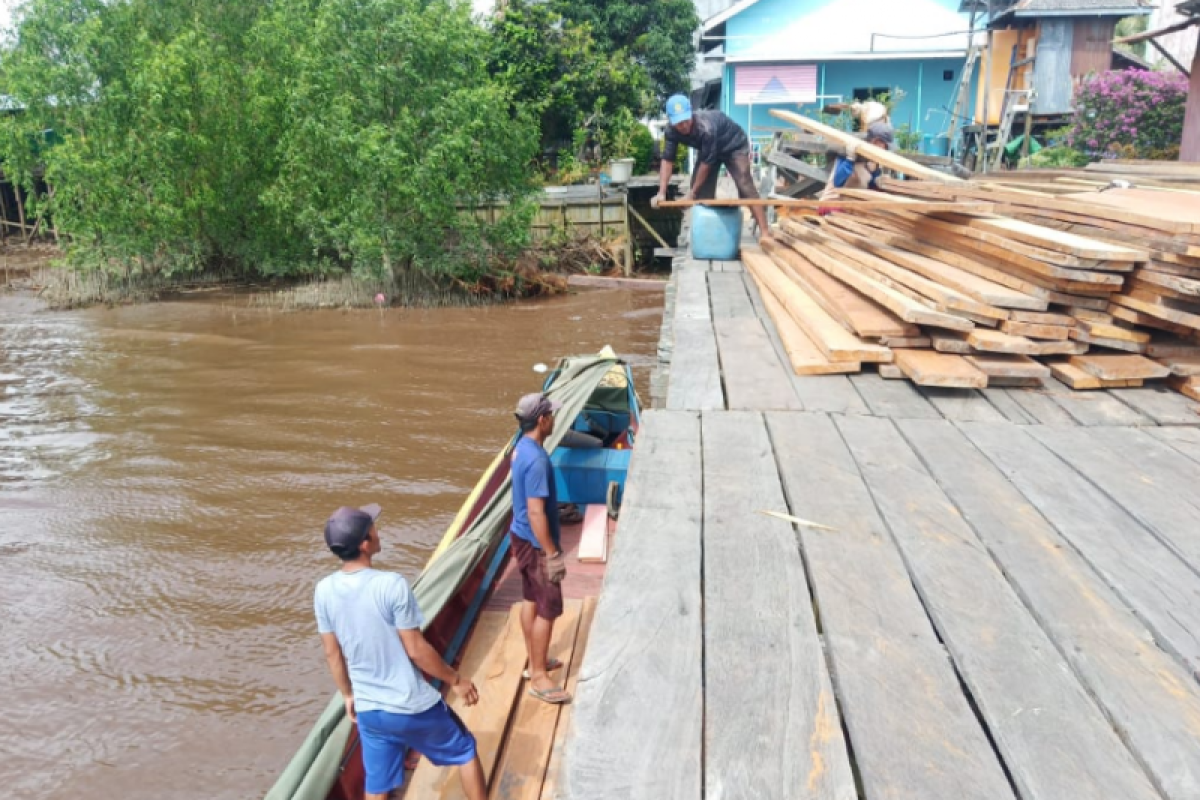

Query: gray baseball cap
(324, 503), (382, 555)
(867, 121), (894, 148)
(515, 392), (562, 423)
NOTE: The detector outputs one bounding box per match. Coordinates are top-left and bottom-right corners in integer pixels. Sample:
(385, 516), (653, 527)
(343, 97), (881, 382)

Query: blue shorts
(357, 701), (477, 795)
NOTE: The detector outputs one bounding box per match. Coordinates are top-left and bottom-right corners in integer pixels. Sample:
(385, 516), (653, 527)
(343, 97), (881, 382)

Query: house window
(943, 70), (955, 81)
(852, 87), (890, 102)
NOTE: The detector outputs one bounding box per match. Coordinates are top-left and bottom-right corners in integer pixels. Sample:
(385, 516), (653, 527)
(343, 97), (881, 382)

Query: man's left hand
(544, 551), (567, 584)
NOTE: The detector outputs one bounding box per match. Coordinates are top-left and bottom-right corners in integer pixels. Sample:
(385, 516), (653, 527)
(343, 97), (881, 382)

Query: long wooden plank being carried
(703, 412), (856, 800)
(762, 238), (918, 339)
(901, 419), (1200, 800)
(562, 411), (703, 800)
(769, 110), (962, 183)
(765, 412), (1014, 800)
(743, 249), (892, 364)
(841, 417), (1164, 800)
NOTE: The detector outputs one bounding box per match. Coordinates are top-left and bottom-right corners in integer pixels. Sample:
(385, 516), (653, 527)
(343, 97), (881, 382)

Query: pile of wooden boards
(972, 159), (1200, 195)
(741, 185), (1200, 397)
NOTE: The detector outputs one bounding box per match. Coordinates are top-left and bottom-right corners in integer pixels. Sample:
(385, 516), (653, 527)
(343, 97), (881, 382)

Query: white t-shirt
(314, 569), (441, 715)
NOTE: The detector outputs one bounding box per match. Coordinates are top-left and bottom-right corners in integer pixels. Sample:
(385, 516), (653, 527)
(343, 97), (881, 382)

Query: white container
(609, 158), (634, 184)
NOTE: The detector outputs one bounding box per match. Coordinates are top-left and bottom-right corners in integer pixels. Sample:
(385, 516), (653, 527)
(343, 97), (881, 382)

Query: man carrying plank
(821, 121), (894, 200)
(652, 93), (773, 241)
(315, 503), (486, 800)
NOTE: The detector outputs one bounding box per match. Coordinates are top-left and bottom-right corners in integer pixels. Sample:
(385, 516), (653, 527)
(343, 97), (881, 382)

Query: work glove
(544, 550), (567, 585)
(844, 138), (860, 162)
(650, 193), (664, 209)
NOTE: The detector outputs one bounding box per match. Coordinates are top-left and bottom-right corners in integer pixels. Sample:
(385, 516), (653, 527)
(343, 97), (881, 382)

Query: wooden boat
(266, 350), (641, 800)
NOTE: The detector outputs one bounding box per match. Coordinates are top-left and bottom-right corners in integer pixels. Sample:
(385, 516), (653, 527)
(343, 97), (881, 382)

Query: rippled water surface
(0, 288), (662, 800)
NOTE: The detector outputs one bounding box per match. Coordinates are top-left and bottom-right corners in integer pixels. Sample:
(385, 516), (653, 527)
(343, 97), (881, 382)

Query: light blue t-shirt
(314, 569), (441, 715)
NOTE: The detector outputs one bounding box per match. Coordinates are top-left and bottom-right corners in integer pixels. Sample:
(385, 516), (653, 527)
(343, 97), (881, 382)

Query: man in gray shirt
(315, 503), (485, 800)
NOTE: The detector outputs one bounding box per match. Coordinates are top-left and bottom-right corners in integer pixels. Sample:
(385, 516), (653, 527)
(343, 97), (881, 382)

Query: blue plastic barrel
(691, 206), (743, 260)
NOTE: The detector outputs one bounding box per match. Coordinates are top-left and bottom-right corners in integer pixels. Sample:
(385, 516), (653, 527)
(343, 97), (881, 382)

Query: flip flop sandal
(522, 658), (564, 680)
(528, 684), (572, 705)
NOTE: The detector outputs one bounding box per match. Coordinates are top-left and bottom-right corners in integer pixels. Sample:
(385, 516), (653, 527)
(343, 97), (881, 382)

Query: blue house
(699, 0), (976, 149)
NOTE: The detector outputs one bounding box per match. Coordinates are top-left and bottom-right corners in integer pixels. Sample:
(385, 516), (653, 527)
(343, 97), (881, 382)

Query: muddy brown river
(0, 287), (662, 800)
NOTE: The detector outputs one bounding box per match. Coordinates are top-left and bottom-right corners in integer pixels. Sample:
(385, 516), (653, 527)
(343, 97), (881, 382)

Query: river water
(0, 287), (662, 800)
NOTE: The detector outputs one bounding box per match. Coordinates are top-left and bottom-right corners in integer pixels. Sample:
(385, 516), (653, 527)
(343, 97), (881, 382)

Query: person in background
(821, 121), (894, 200)
(651, 94), (773, 242)
(315, 504), (486, 800)
(510, 393), (571, 704)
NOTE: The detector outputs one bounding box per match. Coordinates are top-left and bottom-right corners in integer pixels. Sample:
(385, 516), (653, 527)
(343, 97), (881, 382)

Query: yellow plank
(1000, 320), (1070, 341)
(538, 597), (598, 800)
(1049, 362), (1103, 390)
(893, 349), (988, 389)
(1068, 354), (1171, 382)
(759, 288), (862, 375)
(489, 600), (584, 800)
(743, 249), (892, 363)
(406, 605), (528, 800)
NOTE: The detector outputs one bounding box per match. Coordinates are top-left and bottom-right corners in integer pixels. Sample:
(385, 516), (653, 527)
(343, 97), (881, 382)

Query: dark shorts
(357, 701), (477, 795)
(510, 532), (564, 621)
(692, 148), (760, 202)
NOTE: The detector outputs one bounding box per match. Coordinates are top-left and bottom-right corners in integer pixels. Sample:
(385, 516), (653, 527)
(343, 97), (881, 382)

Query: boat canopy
(265, 353), (630, 800)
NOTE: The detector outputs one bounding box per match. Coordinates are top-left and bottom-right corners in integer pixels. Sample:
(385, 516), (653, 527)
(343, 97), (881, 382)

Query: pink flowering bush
(1069, 69), (1188, 159)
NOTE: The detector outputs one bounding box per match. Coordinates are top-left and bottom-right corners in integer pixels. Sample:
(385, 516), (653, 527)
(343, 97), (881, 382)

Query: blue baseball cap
(666, 94), (692, 125)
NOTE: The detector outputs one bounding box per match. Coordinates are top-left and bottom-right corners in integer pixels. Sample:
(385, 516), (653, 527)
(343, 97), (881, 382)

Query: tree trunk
(1182, 30), (1200, 163)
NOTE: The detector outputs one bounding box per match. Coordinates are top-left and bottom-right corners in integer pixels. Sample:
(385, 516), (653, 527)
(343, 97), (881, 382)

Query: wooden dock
(560, 254), (1200, 800)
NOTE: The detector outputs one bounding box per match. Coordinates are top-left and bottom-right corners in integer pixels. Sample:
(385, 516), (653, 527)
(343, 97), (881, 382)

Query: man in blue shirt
(315, 504), (485, 800)
(510, 392), (571, 705)
(822, 121), (894, 200)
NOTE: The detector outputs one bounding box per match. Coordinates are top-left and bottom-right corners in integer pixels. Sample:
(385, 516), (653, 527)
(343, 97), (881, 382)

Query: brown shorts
(510, 532), (564, 621)
(692, 149), (760, 201)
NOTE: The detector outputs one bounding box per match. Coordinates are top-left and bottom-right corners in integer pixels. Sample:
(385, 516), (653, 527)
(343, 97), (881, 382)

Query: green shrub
(1069, 69), (1188, 159)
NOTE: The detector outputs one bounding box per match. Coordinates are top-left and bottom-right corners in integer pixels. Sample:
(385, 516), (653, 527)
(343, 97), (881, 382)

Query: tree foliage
(488, 0), (650, 151)
(552, 0), (700, 101)
(0, 0), (539, 280)
(1069, 69), (1188, 160)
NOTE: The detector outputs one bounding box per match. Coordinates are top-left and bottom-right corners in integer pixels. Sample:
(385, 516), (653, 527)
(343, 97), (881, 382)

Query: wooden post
(1182, 31), (1200, 163)
(14, 182), (28, 245)
(0, 180), (10, 243)
(623, 195), (632, 276)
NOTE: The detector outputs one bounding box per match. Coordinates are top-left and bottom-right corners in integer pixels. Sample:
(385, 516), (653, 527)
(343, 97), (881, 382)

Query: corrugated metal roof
(1011, 0), (1153, 13)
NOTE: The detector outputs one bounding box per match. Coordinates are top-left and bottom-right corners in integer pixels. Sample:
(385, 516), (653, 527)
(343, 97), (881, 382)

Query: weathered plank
(841, 416), (1163, 800)
(1149, 425), (1200, 466)
(667, 319), (724, 411)
(1069, 354), (1171, 382)
(980, 388), (1041, 424)
(1001, 387), (1080, 425)
(713, 317), (803, 411)
(848, 373), (941, 419)
(562, 411), (703, 800)
(712, 260), (742, 273)
(966, 353), (1051, 380)
(741, 272), (871, 415)
(675, 268), (712, 320)
(1040, 378), (1152, 426)
(707, 272), (755, 319)
(1032, 426), (1200, 573)
(917, 387), (1007, 421)
(902, 419), (1200, 800)
(765, 412), (1014, 800)
(702, 413), (855, 800)
(1110, 387), (1200, 426)
(963, 422), (1200, 681)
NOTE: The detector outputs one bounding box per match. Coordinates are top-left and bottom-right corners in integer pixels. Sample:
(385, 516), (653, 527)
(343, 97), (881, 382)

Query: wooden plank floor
(561, 409), (1200, 800)
(403, 598), (596, 800)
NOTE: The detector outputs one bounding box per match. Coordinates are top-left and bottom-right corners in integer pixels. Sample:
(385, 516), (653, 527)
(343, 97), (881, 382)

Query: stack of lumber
(746, 110), (1200, 397)
(973, 160), (1200, 194)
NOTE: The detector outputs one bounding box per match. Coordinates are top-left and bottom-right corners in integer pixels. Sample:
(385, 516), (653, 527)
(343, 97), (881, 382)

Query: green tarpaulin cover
(264, 354), (625, 800)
